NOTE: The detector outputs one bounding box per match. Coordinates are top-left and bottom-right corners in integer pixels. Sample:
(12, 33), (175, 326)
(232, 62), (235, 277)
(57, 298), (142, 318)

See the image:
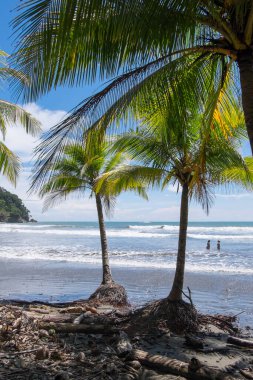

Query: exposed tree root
(89, 281), (129, 307)
(126, 298), (198, 335)
(153, 298), (198, 333)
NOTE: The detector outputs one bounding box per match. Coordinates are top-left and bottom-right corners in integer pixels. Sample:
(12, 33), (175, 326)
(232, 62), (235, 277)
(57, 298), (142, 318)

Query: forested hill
(0, 187), (36, 223)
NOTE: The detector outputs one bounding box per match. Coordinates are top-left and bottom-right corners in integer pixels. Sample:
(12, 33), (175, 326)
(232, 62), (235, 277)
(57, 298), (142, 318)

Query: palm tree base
(154, 298), (198, 333)
(89, 282), (129, 307)
(129, 298), (198, 334)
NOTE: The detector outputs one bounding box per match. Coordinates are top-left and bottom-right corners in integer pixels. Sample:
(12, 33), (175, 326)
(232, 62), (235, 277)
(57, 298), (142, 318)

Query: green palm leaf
(0, 142), (20, 184)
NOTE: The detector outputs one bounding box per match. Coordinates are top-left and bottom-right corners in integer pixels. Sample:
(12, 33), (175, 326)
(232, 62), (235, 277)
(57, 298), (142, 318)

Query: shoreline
(0, 257), (252, 328)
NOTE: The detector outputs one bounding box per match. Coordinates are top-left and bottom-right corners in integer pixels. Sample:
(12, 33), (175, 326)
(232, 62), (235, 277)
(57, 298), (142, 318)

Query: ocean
(0, 221), (252, 326)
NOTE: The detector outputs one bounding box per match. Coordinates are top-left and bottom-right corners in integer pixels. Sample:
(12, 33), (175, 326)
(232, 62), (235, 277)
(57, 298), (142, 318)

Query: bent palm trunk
(168, 183), (189, 301)
(95, 194), (113, 284)
(238, 51), (253, 155)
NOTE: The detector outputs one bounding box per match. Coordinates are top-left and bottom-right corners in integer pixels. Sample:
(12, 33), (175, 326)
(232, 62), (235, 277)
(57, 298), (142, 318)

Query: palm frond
(12, 0), (202, 99)
(0, 142), (20, 185)
(0, 100), (41, 136)
(96, 165), (164, 196)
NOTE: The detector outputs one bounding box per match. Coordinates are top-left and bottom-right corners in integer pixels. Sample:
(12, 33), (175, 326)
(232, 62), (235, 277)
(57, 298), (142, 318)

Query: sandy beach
(1, 258), (252, 328)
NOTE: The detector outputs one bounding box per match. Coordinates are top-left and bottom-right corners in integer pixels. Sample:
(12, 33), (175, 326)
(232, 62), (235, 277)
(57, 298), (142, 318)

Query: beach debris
(38, 322), (119, 334)
(129, 349), (236, 379)
(185, 335), (204, 349)
(240, 368), (253, 379)
(39, 329), (49, 338)
(86, 305), (98, 314)
(73, 314), (84, 324)
(127, 360), (142, 370)
(116, 331), (132, 356)
(227, 336), (253, 348)
(35, 347), (49, 360)
(75, 351), (85, 362)
(54, 372), (70, 380)
(29, 307), (50, 314)
(59, 306), (85, 314)
(199, 314), (239, 334)
(50, 349), (62, 361)
(0, 300), (252, 379)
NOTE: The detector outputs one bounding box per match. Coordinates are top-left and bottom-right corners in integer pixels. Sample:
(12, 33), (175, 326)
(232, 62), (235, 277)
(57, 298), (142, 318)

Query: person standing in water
(206, 240), (210, 250)
(217, 240), (221, 251)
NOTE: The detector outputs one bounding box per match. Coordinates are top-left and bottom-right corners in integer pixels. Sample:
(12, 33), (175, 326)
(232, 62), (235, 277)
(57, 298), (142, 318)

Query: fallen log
(40, 314), (73, 323)
(29, 308), (50, 314)
(129, 349), (234, 380)
(240, 369), (253, 379)
(39, 322), (119, 334)
(227, 336), (253, 348)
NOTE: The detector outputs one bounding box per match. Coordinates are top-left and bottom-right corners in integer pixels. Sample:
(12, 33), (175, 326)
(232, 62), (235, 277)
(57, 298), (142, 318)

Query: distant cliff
(0, 187), (36, 223)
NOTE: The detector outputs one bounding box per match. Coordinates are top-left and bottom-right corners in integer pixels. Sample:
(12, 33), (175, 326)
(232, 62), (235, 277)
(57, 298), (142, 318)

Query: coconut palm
(99, 120), (251, 308)
(39, 132), (147, 304)
(0, 50), (41, 184)
(12, 0), (253, 154)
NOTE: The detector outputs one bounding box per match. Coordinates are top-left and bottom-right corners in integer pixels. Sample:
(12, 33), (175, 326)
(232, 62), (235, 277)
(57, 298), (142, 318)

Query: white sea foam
(129, 224), (253, 234)
(188, 233), (253, 240)
(0, 223), (58, 229)
(0, 227), (169, 238)
(0, 246), (253, 275)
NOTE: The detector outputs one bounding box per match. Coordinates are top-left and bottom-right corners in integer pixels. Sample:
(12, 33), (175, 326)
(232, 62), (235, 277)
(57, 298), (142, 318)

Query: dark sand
(0, 258), (252, 327)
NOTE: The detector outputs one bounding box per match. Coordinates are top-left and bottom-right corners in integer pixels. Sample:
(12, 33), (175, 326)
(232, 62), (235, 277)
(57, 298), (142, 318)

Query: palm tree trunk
(95, 194), (113, 285)
(238, 50), (253, 155)
(168, 183), (189, 301)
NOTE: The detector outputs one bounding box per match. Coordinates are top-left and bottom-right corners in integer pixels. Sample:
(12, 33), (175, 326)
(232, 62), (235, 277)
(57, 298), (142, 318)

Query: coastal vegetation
(39, 132), (147, 305)
(0, 50), (40, 184)
(0, 187), (33, 223)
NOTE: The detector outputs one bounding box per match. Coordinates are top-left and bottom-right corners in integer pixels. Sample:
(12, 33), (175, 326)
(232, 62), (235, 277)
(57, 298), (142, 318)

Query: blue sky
(0, 0), (252, 222)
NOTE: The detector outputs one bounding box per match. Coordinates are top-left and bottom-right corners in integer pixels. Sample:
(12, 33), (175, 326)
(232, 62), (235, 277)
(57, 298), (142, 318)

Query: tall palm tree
(39, 133), (147, 303)
(11, 1), (253, 154)
(0, 50), (41, 184)
(99, 120), (251, 306)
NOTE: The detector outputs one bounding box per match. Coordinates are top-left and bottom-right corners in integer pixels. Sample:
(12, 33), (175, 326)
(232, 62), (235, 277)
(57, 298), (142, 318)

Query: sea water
(0, 221), (252, 275)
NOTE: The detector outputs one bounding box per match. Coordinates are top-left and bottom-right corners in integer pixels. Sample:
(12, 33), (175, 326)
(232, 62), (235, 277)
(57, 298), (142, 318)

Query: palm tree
(95, 96), (253, 329)
(39, 133), (147, 304)
(11, 1), (253, 154)
(103, 123), (250, 302)
(0, 50), (41, 184)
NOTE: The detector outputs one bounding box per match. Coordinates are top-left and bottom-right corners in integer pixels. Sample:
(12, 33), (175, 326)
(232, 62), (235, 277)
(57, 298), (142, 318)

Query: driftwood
(29, 308), (50, 314)
(39, 322), (119, 334)
(22, 310), (73, 323)
(129, 349), (234, 380)
(227, 336), (253, 348)
(240, 369), (253, 379)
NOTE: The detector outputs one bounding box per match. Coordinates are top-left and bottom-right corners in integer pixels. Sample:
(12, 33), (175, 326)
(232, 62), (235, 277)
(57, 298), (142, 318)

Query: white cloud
(4, 103), (67, 161)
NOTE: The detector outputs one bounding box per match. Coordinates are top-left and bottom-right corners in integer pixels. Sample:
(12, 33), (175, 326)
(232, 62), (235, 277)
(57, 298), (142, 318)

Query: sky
(0, 0), (252, 222)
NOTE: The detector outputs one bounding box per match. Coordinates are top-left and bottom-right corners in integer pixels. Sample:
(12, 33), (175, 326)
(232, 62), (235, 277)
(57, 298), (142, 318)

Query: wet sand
(0, 258), (252, 327)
